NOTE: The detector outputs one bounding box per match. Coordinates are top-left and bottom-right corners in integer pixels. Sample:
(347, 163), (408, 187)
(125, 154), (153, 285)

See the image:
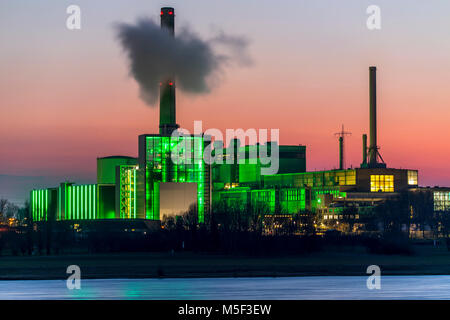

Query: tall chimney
(159, 7), (178, 135)
(362, 134), (367, 166)
(368, 66), (377, 165)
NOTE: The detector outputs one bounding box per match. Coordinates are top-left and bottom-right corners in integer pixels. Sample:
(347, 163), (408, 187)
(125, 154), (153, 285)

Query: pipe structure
(159, 7), (178, 135)
(368, 66), (377, 164)
(339, 136), (344, 170)
(362, 134), (367, 166)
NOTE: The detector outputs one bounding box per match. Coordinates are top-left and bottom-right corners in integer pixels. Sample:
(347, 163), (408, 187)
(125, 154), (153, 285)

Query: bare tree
(183, 203), (198, 231)
(410, 190), (435, 238)
(249, 202), (267, 234)
(5, 203), (19, 219)
(0, 199), (8, 223)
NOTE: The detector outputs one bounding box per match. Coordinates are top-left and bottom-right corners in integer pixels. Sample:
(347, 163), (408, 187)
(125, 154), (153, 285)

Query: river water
(1, 276), (450, 299)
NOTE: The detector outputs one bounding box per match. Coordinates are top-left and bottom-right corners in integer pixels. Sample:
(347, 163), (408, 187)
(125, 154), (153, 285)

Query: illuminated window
(370, 175), (394, 192)
(345, 170), (356, 185)
(408, 171), (418, 185)
(336, 172), (346, 185)
(433, 191), (450, 211)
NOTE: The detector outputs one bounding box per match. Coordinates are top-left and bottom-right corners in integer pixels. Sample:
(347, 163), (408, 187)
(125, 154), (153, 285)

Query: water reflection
(1, 276), (450, 300)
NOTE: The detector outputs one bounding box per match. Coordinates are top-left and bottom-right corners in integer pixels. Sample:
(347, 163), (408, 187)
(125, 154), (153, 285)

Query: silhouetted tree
(436, 210), (450, 249)
(0, 199), (8, 223)
(249, 202), (267, 234)
(17, 201), (30, 221)
(375, 191), (410, 235)
(410, 190), (435, 238)
(45, 198), (57, 255)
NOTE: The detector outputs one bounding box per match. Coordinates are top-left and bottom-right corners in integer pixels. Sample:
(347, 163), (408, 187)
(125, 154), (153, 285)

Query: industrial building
(29, 7), (448, 229)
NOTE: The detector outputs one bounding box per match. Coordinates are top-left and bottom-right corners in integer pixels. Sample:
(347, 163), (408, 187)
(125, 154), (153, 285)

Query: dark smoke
(116, 18), (252, 106)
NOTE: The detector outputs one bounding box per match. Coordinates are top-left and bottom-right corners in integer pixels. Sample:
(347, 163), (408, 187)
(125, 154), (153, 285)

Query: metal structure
(367, 66), (386, 168)
(361, 134), (368, 166)
(334, 124), (351, 170)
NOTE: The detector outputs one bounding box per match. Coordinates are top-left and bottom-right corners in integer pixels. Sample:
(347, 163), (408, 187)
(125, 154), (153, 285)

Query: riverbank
(1, 245), (450, 280)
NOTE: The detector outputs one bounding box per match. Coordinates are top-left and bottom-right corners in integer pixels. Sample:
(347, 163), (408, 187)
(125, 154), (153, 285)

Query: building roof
(97, 155), (137, 160)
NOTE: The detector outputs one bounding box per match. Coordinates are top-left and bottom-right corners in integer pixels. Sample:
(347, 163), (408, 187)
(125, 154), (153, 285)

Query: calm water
(1, 276), (450, 300)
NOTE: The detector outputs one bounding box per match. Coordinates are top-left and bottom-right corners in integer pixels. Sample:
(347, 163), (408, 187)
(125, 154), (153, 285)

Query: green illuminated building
(28, 9), (441, 229)
(137, 134), (209, 223)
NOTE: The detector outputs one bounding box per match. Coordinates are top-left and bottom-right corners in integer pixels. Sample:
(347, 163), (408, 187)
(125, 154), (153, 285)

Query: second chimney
(368, 66), (377, 165)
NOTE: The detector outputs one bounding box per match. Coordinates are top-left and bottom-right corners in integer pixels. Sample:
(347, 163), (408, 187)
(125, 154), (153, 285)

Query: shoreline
(2, 272), (450, 281)
(1, 246), (450, 280)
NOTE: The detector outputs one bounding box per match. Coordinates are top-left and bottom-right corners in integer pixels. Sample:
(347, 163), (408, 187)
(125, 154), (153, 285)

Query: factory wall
(213, 187), (309, 215)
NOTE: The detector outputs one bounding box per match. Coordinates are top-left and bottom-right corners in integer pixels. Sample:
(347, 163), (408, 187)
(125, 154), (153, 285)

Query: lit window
(370, 175), (394, 192)
(433, 191), (450, 211)
(408, 171), (418, 185)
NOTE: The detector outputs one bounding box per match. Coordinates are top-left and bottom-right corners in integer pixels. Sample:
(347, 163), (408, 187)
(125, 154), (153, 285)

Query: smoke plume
(116, 18), (252, 105)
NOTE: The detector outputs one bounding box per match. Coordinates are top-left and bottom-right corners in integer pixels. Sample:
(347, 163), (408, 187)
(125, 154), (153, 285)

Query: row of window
(434, 192), (450, 211)
(280, 189), (306, 201)
(263, 170), (357, 188)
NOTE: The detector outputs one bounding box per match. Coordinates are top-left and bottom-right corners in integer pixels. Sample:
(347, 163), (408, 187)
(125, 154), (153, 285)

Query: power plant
(29, 8), (450, 230)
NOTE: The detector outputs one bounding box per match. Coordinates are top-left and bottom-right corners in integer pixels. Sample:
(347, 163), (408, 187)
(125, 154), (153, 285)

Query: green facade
(139, 134), (208, 223)
(32, 183), (97, 221)
(117, 165), (138, 219)
(30, 189), (50, 221)
(60, 184), (97, 220)
(214, 187), (308, 215)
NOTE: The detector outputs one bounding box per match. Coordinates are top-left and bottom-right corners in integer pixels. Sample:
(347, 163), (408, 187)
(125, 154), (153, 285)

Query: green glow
(133, 169), (136, 219)
(30, 134), (208, 223)
(66, 186), (69, 220)
(129, 170), (132, 218)
(67, 185), (70, 220)
(119, 166), (137, 219)
(89, 185), (92, 219)
(37, 190), (40, 220)
(84, 185), (87, 219)
(30, 189), (51, 221)
(145, 135), (206, 222)
(94, 184), (97, 218)
(31, 183), (97, 222)
(58, 187), (61, 220)
(72, 186), (75, 220)
(32, 191), (35, 221)
(145, 166), (151, 219)
(94, 185), (97, 219)
(45, 190), (48, 220)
